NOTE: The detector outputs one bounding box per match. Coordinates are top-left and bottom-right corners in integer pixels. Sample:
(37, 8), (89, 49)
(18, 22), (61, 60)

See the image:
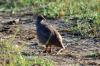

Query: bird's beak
(38, 14), (46, 21)
(42, 15), (46, 21)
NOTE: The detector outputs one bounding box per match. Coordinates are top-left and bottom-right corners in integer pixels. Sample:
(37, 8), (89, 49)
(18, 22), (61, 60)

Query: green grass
(1, 0), (99, 18)
(0, 28), (54, 66)
(0, 0), (99, 37)
(0, 38), (53, 66)
(0, 1), (99, 65)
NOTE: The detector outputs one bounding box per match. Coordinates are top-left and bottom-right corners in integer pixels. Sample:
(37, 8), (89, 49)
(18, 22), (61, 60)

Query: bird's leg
(47, 45), (51, 53)
(43, 45), (51, 53)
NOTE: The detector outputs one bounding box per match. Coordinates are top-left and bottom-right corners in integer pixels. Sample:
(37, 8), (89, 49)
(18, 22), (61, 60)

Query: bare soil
(0, 11), (100, 66)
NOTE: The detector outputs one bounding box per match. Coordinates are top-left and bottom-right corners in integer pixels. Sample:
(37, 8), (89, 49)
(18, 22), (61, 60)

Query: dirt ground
(0, 11), (100, 66)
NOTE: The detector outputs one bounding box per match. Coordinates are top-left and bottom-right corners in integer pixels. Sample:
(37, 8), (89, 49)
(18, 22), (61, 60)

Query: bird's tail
(57, 41), (65, 49)
(61, 42), (65, 49)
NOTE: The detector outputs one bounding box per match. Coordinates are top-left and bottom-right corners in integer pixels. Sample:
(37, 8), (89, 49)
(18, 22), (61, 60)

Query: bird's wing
(42, 23), (62, 42)
(41, 23), (55, 35)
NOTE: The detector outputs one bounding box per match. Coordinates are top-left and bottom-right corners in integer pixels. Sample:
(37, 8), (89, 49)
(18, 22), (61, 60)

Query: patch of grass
(69, 17), (99, 37)
(1, 0), (99, 18)
(0, 28), (54, 66)
(32, 56), (54, 66)
(0, 0), (99, 37)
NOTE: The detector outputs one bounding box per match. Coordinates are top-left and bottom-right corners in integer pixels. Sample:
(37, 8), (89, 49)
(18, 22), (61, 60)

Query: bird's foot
(43, 48), (51, 53)
(43, 50), (51, 53)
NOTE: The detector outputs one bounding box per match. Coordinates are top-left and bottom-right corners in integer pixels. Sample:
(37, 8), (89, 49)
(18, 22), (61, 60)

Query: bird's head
(36, 15), (46, 22)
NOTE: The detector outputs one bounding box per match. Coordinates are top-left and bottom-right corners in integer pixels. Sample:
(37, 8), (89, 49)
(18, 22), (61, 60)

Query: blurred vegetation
(0, 0), (99, 66)
(0, 0), (99, 17)
(0, 0), (100, 37)
(0, 28), (53, 66)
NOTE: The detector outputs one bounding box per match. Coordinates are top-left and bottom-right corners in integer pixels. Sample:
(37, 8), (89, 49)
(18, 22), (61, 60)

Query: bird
(36, 15), (65, 53)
